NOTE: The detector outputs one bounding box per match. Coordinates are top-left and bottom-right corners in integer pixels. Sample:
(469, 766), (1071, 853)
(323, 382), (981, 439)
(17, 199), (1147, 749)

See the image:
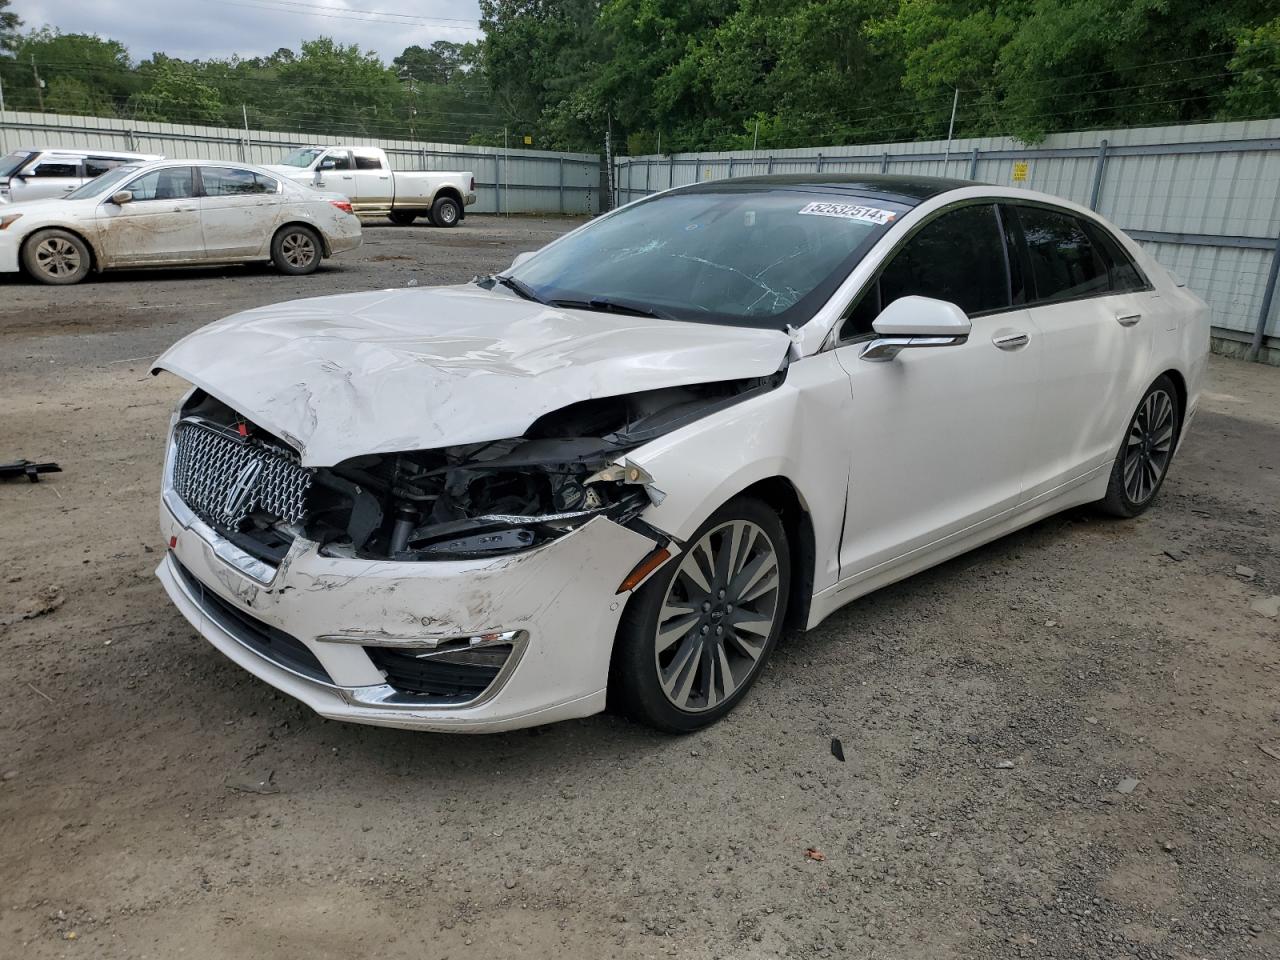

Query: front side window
(506, 189), (907, 329)
(31, 160), (80, 178)
(280, 147), (325, 168)
(843, 203), (1013, 338)
(124, 167), (196, 201)
(0, 151), (37, 178)
(201, 166), (277, 196)
(1013, 206), (1110, 303)
(353, 153), (383, 171)
(324, 150), (354, 171)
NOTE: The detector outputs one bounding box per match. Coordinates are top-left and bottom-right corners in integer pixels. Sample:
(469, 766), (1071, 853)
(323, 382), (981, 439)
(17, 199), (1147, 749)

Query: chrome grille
(171, 419), (312, 529)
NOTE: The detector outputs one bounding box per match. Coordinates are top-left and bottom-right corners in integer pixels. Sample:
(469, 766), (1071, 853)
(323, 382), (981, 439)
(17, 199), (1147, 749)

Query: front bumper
(157, 494), (656, 732)
(0, 232), (19, 273)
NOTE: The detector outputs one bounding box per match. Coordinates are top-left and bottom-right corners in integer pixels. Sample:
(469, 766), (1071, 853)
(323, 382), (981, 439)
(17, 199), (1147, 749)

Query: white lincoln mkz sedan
(0, 159), (361, 284)
(153, 175), (1208, 733)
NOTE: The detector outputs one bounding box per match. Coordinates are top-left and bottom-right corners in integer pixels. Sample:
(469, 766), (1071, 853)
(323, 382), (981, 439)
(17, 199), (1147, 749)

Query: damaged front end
(171, 372), (783, 565)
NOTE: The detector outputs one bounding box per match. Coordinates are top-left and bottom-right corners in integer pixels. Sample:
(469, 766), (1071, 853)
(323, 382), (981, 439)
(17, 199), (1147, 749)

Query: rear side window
(201, 167), (278, 196)
(31, 160), (80, 178)
(843, 203), (1012, 337)
(85, 157), (127, 178)
(1013, 206), (1110, 303)
(1087, 223), (1147, 292)
(353, 153), (383, 171)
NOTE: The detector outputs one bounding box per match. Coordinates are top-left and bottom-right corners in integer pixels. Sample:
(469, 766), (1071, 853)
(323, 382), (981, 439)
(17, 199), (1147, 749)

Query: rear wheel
(23, 229), (91, 285)
(388, 210), (417, 226)
(611, 496), (790, 732)
(271, 225), (322, 275)
(431, 195), (461, 228)
(1099, 375), (1181, 518)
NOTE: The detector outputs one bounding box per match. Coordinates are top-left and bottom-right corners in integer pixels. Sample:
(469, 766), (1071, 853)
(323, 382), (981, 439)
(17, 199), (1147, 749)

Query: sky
(7, 0), (485, 63)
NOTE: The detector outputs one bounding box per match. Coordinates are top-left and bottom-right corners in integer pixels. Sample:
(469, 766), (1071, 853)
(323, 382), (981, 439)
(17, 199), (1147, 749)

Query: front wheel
(610, 497), (790, 732)
(1099, 375), (1181, 518)
(271, 225), (322, 276)
(23, 229), (91, 285)
(431, 195), (460, 228)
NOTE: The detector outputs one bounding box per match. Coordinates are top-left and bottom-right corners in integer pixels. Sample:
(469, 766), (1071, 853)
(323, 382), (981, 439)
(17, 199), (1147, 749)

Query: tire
(389, 210), (417, 226)
(1098, 374), (1181, 518)
(22, 229), (91, 285)
(431, 195), (461, 228)
(610, 496), (791, 733)
(271, 225), (322, 276)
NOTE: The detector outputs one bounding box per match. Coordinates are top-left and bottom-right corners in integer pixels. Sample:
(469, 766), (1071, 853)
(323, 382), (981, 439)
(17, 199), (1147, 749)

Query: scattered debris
(1116, 777), (1141, 795)
(0, 459), (62, 483)
(1045, 619), (1057, 627)
(26, 682), (54, 704)
(1258, 744), (1280, 764)
(0, 585), (65, 627)
(1249, 595), (1280, 619)
(830, 737), (845, 762)
(1235, 565), (1256, 579)
(993, 759), (1016, 769)
(1084, 716), (1099, 725)
(804, 847), (826, 862)
(1163, 549), (1187, 562)
(225, 770), (280, 795)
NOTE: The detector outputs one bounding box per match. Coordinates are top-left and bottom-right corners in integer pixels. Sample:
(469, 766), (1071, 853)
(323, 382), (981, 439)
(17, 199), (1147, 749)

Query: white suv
(0, 147), (163, 204)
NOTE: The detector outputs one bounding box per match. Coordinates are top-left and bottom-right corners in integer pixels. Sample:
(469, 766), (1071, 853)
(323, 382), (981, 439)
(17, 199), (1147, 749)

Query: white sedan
(152, 175), (1208, 734)
(0, 159), (361, 284)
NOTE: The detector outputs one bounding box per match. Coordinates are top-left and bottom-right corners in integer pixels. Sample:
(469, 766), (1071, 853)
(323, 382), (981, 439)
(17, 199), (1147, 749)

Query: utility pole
(31, 56), (44, 112)
(503, 126), (509, 218)
(656, 130), (661, 156)
(241, 104), (250, 162)
(753, 118), (760, 152)
(0, 75), (7, 155)
(605, 112), (614, 210)
(943, 88), (959, 167)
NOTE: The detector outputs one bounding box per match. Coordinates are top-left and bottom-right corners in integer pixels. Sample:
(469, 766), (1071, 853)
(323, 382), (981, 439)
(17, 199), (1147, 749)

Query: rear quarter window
(1013, 206), (1111, 303)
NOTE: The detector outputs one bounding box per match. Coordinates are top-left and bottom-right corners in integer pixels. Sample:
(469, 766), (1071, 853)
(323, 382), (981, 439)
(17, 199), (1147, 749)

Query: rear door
(96, 166), (204, 266)
(1005, 204), (1156, 502)
(832, 202), (1042, 581)
(351, 148), (393, 212)
(197, 166), (285, 259)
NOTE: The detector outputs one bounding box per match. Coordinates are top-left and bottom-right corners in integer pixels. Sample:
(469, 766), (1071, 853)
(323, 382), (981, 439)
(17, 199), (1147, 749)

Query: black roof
(674, 173), (977, 206)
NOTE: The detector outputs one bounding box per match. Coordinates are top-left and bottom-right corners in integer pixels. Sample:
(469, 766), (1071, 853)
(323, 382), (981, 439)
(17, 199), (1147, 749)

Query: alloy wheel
(1123, 388), (1175, 503)
(35, 237), (82, 279)
(281, 232), (316, 268)
(654, 519), (781, 713)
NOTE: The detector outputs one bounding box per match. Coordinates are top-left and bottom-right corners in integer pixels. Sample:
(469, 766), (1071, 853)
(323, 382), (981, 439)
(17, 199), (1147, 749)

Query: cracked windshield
(508, 190), (906, 328)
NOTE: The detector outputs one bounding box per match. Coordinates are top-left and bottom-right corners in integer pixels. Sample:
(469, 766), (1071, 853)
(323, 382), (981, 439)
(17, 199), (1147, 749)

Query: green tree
(0, 0), (21, 53)
(1223, 16), (1280, 118)
(129, 60), (226, 124)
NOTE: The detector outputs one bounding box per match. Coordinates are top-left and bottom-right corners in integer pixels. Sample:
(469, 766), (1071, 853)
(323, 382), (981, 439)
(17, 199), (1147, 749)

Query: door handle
(173, 206), (197, 212)
(1116, 312), (1142, 326)
(992, 331), (1030, 350)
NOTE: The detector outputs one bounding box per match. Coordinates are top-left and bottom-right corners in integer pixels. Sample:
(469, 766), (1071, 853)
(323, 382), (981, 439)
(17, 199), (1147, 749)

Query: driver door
(95, 166), (204, 266)
(832, 202), (1042, 584)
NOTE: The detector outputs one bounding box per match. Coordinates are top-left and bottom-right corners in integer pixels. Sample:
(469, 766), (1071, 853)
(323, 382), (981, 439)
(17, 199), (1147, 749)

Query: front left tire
(23, 229), (91, 285)
(610, 496), (791, 732)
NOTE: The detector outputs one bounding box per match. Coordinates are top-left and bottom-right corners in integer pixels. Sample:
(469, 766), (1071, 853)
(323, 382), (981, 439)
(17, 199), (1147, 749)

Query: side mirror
(318, 159), (336, 171)
(860, 296), (971, 362)
(110, 190), (133, 205)
(509, 251), (536, 270)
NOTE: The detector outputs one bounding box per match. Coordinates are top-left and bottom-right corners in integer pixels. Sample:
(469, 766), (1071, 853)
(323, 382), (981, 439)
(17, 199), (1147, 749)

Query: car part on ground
(0, 459), (62, 482)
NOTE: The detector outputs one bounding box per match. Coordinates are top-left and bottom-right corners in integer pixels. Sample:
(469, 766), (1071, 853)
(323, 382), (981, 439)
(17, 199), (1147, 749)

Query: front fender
(627, 352), (854, 596)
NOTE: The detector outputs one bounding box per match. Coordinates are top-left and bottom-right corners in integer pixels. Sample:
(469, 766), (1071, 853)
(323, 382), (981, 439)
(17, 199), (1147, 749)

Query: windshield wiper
(493, 273), (547, 304)
(549, 297), (672, 320)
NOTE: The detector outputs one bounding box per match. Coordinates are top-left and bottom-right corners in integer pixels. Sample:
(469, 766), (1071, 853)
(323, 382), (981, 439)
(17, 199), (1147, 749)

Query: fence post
(816, 153), (824, 173)
(728, 157), (735, 179)
(880, 152), (889, 174)
(495, 153), (502, 214)
(767, 156), (774, 175)
(1249, 232), (1280, 362)
(558, 156), (564, 214)
(968, 147), (979, 180)
(1089, 139), (1110, 211)
(644, 158), (651, 195)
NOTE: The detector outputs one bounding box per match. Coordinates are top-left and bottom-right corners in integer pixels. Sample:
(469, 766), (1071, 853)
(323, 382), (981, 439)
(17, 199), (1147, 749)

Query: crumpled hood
(155, 285), (791, 466)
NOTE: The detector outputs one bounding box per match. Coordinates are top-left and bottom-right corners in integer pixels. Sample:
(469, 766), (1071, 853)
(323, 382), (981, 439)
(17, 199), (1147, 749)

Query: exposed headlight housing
(0, 213), (22, 230)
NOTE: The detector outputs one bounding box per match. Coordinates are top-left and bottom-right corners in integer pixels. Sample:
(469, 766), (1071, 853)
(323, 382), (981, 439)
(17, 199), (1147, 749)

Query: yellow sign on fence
(523, 135), (532, 145)
(1011, 161), (1030, 182)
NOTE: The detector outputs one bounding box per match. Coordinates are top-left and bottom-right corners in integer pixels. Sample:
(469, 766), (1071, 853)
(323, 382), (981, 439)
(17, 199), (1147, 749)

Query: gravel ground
(1, 217), (1278, 960)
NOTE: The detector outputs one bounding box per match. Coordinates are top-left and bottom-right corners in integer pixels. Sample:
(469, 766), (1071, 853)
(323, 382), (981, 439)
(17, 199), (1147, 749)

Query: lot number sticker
(798, 202), (896, 225)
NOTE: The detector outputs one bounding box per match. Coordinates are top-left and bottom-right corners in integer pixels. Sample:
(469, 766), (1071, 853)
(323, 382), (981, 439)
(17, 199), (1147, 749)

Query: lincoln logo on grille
(221, 460), (264, 522)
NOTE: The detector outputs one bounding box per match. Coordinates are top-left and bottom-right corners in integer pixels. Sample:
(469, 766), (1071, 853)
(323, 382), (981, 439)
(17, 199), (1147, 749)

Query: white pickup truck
(267, 146), (476, 227)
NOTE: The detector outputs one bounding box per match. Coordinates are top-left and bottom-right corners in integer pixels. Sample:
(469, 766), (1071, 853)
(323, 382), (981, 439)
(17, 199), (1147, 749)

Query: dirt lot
(2, 217), (1278, 960)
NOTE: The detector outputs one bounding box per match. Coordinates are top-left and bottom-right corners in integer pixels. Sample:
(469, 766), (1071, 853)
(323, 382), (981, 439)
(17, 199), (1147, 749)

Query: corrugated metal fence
(0, 110), (601, 215)
(618, 118), (1280, 361)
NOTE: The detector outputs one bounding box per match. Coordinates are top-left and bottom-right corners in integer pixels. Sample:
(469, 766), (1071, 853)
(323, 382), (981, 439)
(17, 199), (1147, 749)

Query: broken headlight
(305, 440), (655, 561)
